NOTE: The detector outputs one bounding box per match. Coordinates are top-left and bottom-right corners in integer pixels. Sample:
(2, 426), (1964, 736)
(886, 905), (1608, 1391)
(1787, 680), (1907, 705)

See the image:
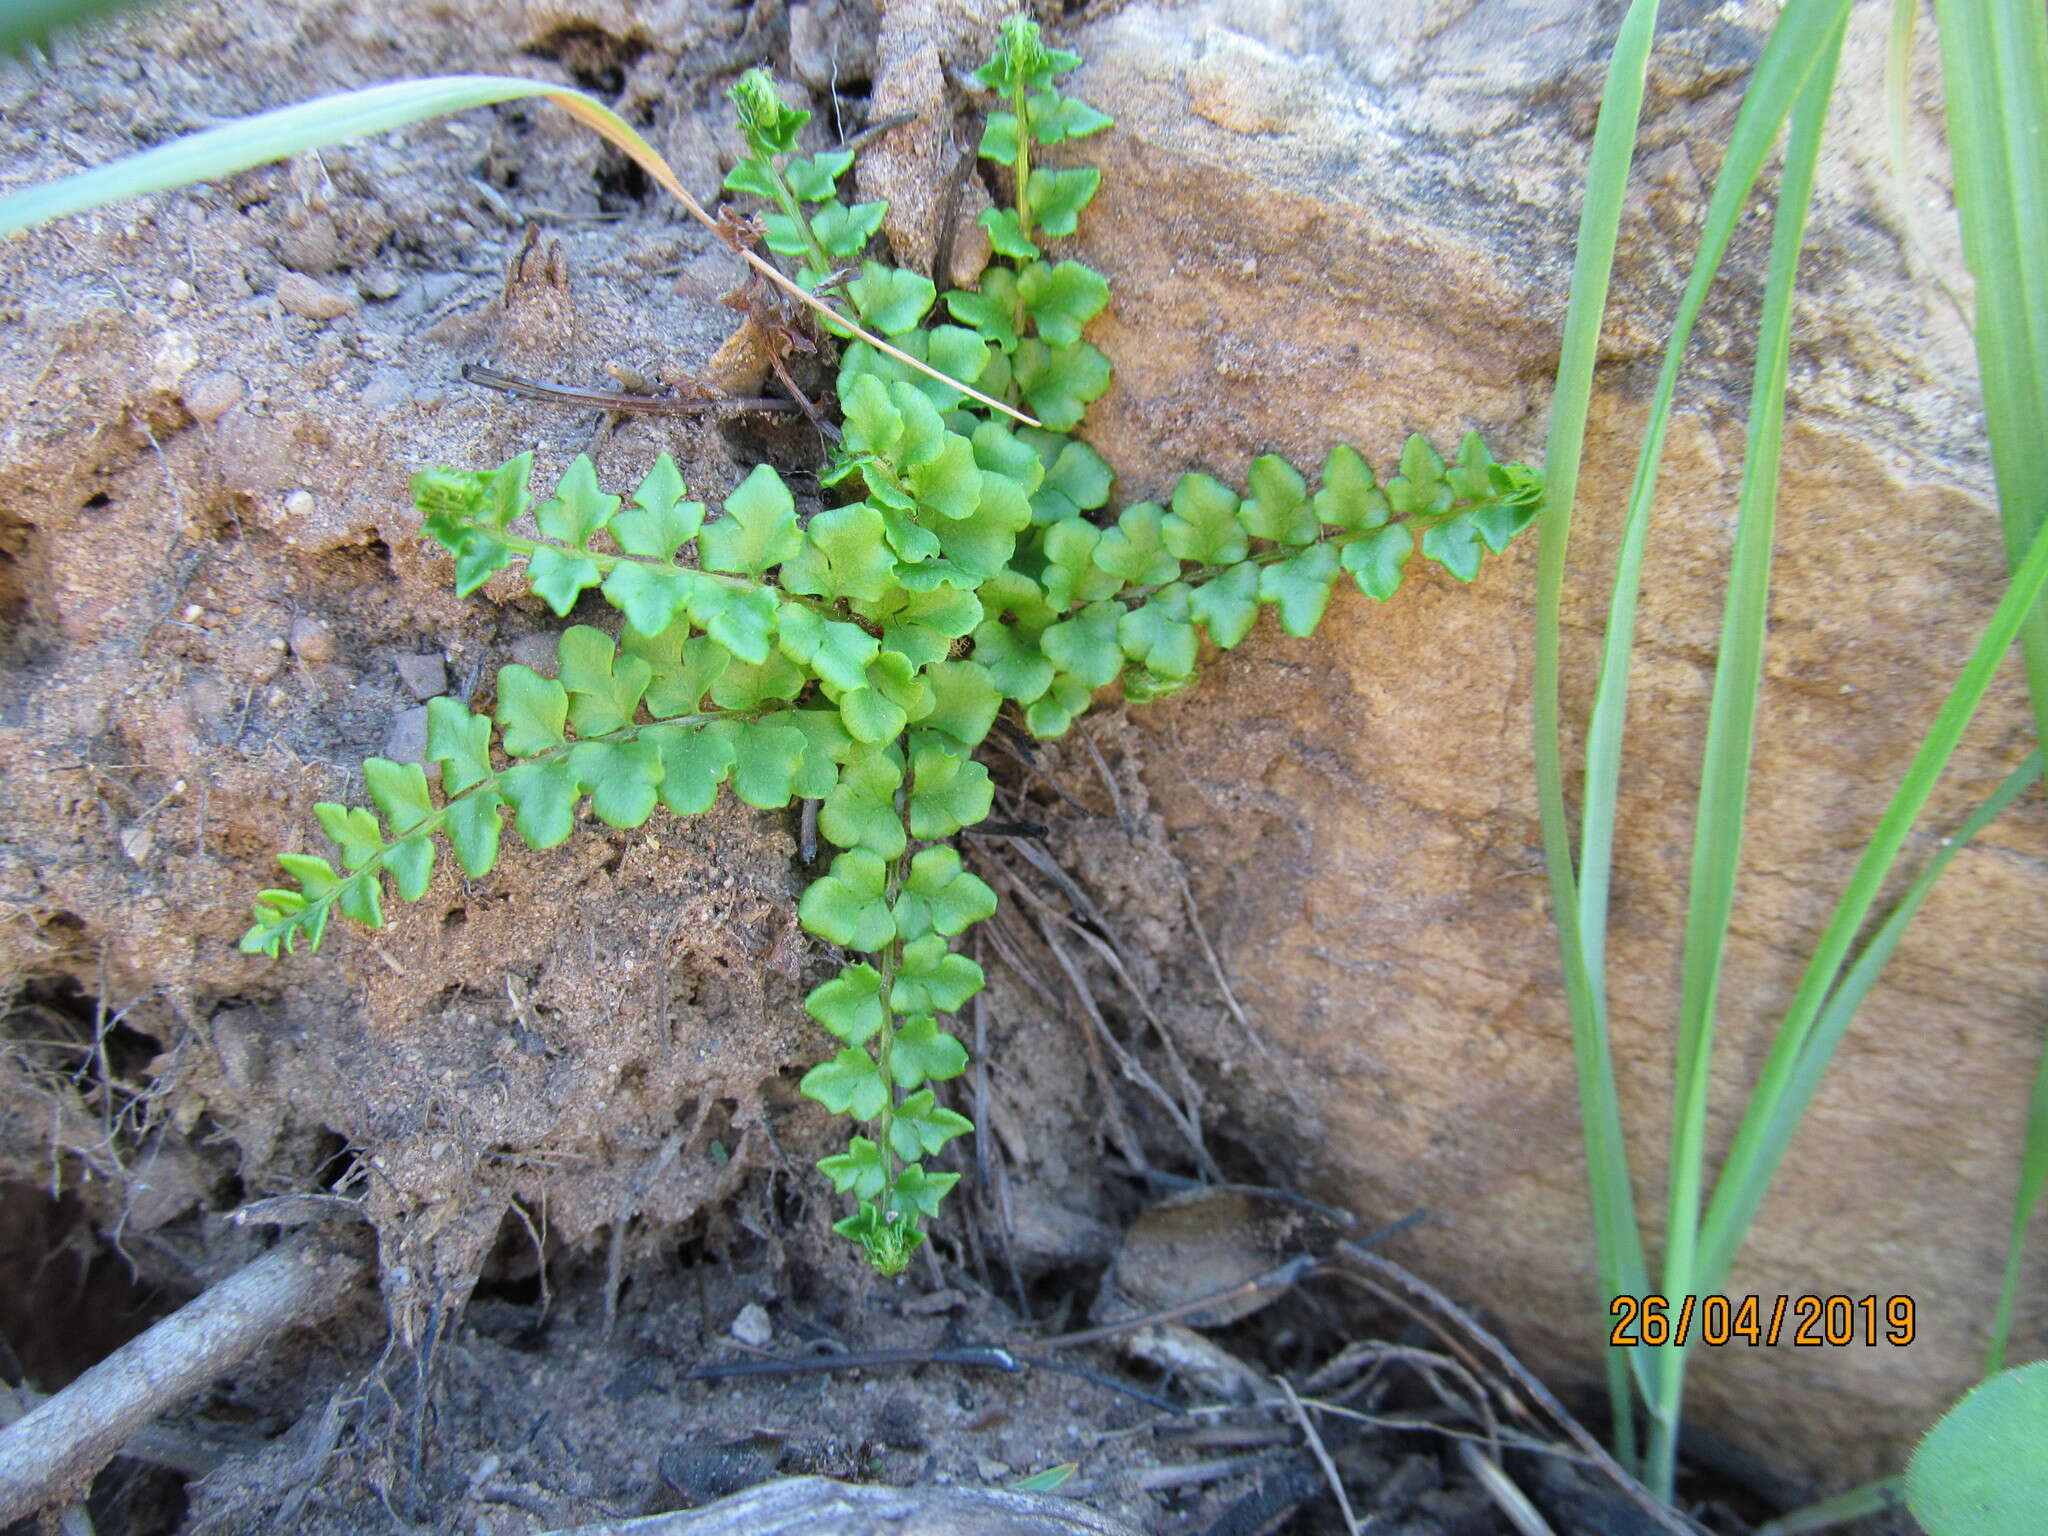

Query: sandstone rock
(1060, 0), (2039, 1485)
(858, 0), (989, 278)
(277, 211), (342, 275)
(275, 270), (355, 321)
(1095, 1188), (1304, 1327)
(211, 409), (297, 496)
(356, 268), (403, 301)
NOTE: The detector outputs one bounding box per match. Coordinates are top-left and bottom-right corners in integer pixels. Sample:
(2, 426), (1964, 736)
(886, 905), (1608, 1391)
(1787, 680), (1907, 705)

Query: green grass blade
(1989, 998), (2048, 1373)
(1698, 751), (2041, 1293)
(1698, 508), (2048, 1288)
(1649, 13), (1846, 1490)
(1532, 0), (1662, 1453)
(1574, 0), (1855, 982)
(0, 76), (586, 236)
(1936, 0), (2048, 759)
(1885, 0), (1919, 199)
(1756, 1476), (1907, 1536)
(0, 0), (151, 54)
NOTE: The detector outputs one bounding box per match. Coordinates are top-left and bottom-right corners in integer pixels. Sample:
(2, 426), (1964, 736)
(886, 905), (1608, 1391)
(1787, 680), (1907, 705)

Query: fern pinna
(240, 19), (1544, 1274)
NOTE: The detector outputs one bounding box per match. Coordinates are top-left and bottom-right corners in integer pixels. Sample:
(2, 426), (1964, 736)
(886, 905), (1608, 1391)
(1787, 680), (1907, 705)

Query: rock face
(1061, 0), (2046, 1484)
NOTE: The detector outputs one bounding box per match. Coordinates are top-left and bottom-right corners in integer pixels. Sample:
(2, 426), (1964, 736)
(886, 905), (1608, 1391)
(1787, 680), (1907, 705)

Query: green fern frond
(237, 17), (1544, 1275)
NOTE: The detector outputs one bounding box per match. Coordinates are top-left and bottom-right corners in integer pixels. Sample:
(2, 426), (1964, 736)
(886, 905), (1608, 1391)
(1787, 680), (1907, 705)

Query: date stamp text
(1608, 1294), (1915, 1348)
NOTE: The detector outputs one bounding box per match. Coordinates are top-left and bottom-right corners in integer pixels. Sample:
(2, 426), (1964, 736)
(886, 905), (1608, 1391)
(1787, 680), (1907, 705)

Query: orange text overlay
(1608, 1294), (1915, 1348)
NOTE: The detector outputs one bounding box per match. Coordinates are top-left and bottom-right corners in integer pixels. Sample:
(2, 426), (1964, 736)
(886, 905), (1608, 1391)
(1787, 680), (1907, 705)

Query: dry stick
(1302, 1397), (1591, 1462)
(1275, 1377), (1361, 1536)
(459, 364), (800, 417)
(1004, 835), (1109, 932)
(507, 1197), (553, 1320)
(988, 1135), (1029, 1315)
(1305, 1341), (1499, 1456)
(970, 931), (994, 1210)
(1135, 1451), (1285, 1493)
(1037, 917), (1148, 1172)
(1074, 721), (1134, 837)
(986, 733), (1094, 819)
(0, 1390), (258, 1479)
(1458, 1441), (1560, 1536)
(274, 1385), (360, 1529)
(1333, 1244), (1702, 1536)
(968, 937), (1027, 1313)
(0, 1237), (367, 1525)
(981, 909), (1067, 1015)
(532, 1473), (1146, 1536)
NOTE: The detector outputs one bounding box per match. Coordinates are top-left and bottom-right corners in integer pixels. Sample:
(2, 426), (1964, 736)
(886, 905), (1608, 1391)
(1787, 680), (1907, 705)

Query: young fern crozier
(240, 21), (1545, 1272)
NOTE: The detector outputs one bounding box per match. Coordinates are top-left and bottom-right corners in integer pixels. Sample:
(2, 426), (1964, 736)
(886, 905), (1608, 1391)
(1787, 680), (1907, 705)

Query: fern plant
(234, 19), (1545, 1274)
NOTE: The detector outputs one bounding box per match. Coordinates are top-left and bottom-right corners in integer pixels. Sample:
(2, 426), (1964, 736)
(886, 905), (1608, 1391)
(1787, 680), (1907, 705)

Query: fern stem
(1012, 78), (1034, 245)
(246, 712), (735, 952)
(757, 151), (835, 280)
(471, 524), (836, 610)
(1115, 488), (1537, 606)
(869, 774), (916, 1202)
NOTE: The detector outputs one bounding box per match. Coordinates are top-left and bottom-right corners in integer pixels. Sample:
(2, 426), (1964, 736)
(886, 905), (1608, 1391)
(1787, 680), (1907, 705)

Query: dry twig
(1276, 1377), (1360, 1536)
(0, 1237), (367, 1525)
(1333, 1243), (1703, 1536)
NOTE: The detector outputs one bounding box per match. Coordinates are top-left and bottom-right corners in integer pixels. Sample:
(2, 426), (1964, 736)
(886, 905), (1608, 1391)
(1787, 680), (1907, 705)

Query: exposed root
(0, 1236), (368, 1525)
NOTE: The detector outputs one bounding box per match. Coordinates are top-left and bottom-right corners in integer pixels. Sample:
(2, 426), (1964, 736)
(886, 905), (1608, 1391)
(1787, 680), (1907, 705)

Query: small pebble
(167, 278), (193, 302)
(275, 271), (355, 321)
(284, 490), (315, 519)
(150, 330), (200, 393)
(358, 375), (409, 412)
(357, 268), (404, 301)
(729, 1302), (772, 1348)
(181, 370), (243, 425)
(288, 615), (335, 665)
(507, 633), (559, 677)
(659, 1433), (784, 1505)
(278, 215), (341, 275)
(382, 705), (430, 766)
(394, 652), (449, 700)
(872, 1392), (925, 1450)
